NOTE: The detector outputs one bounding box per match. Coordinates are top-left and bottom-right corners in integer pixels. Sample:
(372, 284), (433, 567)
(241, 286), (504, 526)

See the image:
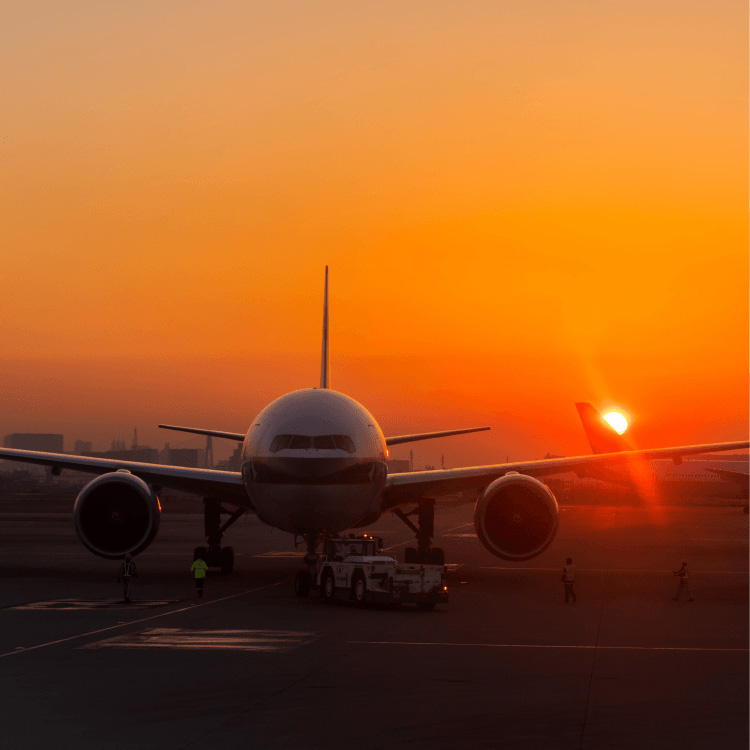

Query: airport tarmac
(0, 502), (747, 749)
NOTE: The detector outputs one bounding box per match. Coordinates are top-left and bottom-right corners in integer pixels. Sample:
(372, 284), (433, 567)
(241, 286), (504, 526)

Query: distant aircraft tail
(320, 266), (330, 389)
(575, 402), (632, 454)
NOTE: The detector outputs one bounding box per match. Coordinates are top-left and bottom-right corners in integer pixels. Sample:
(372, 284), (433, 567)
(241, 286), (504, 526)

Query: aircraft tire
(431, 547), (445, 566)
(294, 570), (311, 597)
(220, 546), (235, 574)
(404, 547), (418, 564)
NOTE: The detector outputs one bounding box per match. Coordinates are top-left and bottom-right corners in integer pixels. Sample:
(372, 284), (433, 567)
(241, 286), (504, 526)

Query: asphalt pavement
(0, 501), (747, 749)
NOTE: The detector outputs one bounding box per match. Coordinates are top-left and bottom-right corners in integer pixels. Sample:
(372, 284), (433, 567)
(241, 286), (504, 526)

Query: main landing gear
(193, 498), (245, 574)
(394, 499), (445, 565)
(293, 533), (322, 597)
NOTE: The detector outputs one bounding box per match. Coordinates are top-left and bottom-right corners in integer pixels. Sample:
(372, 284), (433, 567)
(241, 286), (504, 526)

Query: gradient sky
(1, 1), (747, 467)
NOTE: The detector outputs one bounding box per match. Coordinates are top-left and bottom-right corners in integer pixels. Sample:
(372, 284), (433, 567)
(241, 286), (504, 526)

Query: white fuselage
(241, 389), (388, 534)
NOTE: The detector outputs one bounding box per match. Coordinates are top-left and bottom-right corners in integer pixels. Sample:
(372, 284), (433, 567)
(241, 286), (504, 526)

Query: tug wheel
(321, 569), (336, 602)
(352, 571), (367, 605)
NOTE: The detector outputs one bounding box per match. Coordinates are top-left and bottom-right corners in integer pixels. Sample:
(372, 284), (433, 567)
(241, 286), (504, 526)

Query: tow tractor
(294, 535), (449, 610)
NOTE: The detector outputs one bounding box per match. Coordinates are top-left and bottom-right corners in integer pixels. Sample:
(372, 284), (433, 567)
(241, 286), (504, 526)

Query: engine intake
(73, 472), (161, 559)
(474, 473), (559, 561)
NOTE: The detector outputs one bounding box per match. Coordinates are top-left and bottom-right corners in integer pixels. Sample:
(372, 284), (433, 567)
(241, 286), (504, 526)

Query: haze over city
(2, 2), (747, 467)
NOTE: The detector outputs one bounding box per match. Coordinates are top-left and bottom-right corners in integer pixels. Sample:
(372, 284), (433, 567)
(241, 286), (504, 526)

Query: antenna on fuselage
(320, 265), (330, 389)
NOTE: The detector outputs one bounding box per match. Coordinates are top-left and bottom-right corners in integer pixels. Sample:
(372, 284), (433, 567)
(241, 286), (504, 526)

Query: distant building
(3, 433), (64, 453)
(83, 447), (160, 464)
(387, 459), (410, 473)
(74, 440), (93, 455)
(215, 444), (243, 472)
(166, 448), (203, 468)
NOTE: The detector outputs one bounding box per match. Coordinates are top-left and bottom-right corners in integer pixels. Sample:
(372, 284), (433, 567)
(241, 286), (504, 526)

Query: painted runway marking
(9, 599), (177, 611)
(444, 533), (478, 538)
(349, 641), (749, 653)
(385, 522), (473, 551)
(0, 581), (283, 660)
(81, 628), (318, 652)
(479, 567), (749, 574)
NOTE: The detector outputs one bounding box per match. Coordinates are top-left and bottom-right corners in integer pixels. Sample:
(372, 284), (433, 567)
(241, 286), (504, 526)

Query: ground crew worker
(191, 554), (208, 598)
(672, 561), (693, 602)
(562, 557), (577, 603)
(117, 553), (137, 603)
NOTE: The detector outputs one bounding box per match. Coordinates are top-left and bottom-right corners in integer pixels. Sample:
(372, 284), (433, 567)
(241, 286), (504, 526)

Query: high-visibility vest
(191, 560), (208, 579)
(563, 564), (576, 582)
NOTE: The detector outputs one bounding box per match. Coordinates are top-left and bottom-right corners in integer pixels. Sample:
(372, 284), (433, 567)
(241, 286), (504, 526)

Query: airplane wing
(158, 424), (245, 441)
(157, 424), (491, 446)
(0, 448), (248, 506)
(381, 440), (750, 509)
(706, 467), (749, 496)
(385, 427), (490, 446)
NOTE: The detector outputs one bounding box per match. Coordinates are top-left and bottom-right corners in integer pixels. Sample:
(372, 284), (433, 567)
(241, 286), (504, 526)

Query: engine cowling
(73, 472), (161, 559)
(474, 473), (559, 561)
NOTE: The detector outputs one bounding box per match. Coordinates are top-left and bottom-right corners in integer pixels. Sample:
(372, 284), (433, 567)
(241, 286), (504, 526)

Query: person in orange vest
(117, 553), (137, 603)
(191, 554), (208, 599)
(562, 557), (577, 603)
(672, 561), (693, 602)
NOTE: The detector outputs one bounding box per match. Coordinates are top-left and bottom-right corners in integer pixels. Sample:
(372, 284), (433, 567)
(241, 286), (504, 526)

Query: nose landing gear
(394, 499), (445, 565)
(294, 533), (322, 598)
(194, 498), (246, 574)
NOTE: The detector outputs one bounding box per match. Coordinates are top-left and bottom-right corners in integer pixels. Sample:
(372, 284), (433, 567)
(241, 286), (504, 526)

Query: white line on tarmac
(349, 641), (749, 652)
(479, 567), (749, 574)
(385, 522), (473, 551)
(0, 581), (283, 660)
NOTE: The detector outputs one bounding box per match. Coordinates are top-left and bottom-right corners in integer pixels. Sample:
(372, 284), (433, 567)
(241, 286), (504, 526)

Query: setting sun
(602, 411), (628, 435)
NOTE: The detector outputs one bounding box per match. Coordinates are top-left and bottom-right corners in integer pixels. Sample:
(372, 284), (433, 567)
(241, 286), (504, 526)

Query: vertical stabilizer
(575, 402), (632, 454)
(320, 266), (330, 389)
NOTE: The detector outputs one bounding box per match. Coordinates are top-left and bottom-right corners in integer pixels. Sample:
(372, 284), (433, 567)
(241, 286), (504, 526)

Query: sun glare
(602, 411), (628, 435)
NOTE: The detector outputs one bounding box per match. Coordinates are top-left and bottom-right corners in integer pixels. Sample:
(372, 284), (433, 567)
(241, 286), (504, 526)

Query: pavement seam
(579, 601), (605, 750)
(0, 581), (283, 659)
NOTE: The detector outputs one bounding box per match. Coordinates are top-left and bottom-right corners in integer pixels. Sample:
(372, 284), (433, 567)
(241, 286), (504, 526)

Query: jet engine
(73, 472), (161, 559)
(473, 473), (559, 561)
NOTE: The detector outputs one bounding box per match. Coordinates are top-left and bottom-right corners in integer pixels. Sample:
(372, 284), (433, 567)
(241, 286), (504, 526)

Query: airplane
(0, 268), (747, 595)
(575, 402), (749, 506)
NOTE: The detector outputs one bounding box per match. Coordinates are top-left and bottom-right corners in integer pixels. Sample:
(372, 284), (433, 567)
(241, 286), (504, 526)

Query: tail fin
(320, 266), (330, 389)
(575, 402), (632, 454)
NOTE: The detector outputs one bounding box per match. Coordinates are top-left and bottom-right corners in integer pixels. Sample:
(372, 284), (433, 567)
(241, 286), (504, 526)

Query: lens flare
(602, 411), (628, 435)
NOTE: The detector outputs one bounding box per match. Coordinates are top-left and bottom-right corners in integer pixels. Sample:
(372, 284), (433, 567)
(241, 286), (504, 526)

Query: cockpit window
(269, 434), (356, 453)
(313, 435), (336, 450)
(332, 435), (356, 452)
(269, 435), (292, 452)
(288, 435), (313, 450)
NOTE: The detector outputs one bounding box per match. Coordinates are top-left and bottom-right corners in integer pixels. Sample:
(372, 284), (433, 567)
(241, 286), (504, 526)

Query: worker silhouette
(117, 553), (137, 603)
(562, 557), (577, 603)
(191, 554), (208, 599)
(672, 561), (693, 602)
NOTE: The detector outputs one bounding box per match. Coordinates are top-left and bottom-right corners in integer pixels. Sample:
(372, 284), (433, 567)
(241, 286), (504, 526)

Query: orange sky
(1, 2), (747, 467)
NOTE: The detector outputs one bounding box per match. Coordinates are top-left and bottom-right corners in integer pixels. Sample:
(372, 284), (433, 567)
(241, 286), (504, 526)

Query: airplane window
(333, 435), (356, 453)
(270, 434), (355, 452)
(313, 435), (336, 450)
(289, 435), (313, 450)
(270, 435), (293, 452)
